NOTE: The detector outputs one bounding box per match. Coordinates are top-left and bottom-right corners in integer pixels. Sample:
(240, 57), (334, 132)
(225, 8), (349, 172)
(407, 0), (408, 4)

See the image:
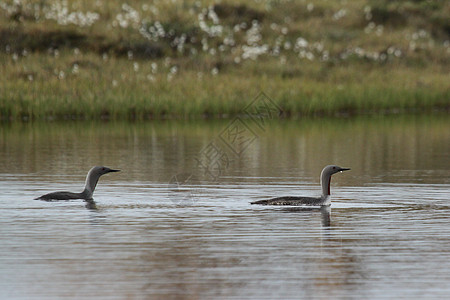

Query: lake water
(0, 115), (449, 299)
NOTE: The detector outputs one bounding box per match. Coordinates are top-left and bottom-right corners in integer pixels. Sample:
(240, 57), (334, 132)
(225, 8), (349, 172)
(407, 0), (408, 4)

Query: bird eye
(333, 167), (336, 169)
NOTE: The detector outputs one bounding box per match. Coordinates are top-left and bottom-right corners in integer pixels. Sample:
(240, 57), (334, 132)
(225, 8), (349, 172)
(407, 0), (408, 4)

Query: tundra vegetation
(0, 0), (448, 120)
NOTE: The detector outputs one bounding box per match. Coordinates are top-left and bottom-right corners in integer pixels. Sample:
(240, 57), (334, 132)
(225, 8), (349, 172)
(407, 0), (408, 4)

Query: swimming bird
(35, 166), (120, 201)
(251, 165), (350, 206)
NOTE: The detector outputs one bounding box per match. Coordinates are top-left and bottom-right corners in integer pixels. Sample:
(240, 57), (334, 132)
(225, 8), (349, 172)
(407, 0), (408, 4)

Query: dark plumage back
(35, 191), (83, 201)
(251, 196), (322, 206)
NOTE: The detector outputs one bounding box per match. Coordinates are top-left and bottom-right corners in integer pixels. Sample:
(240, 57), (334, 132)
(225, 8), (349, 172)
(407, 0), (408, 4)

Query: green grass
(0, 0), (449, 120)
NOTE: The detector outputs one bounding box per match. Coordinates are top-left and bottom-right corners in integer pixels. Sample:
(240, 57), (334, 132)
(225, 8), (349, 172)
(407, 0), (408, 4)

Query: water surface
(0, 115), (449, 299)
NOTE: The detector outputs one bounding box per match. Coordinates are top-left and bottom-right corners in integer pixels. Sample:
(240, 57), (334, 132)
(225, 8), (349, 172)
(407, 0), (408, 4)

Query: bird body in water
(35, 166), (120, 201)
(251, 165), (350, 206)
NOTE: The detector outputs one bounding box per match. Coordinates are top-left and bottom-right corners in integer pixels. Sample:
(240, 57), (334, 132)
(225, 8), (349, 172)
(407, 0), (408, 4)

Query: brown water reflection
(1, 114), (448, 185)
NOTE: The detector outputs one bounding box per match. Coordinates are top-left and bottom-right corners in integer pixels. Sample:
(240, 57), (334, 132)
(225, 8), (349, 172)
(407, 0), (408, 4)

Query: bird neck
(321, 194), (331, 205)
(320, 172), (332, 198)
(83, 170), (100, 199)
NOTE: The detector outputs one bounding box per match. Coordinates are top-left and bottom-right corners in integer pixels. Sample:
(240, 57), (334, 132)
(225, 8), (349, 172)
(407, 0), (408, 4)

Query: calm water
(0, 115), (449, 299)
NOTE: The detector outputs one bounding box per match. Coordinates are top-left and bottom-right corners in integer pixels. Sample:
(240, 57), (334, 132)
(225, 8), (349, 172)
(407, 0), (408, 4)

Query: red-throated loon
(251, 165), (350, 206)
(35, 166), (120, 201)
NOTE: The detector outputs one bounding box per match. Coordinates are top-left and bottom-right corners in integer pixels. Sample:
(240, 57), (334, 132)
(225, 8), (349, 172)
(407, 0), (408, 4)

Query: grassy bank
(0, 0), (449, 120)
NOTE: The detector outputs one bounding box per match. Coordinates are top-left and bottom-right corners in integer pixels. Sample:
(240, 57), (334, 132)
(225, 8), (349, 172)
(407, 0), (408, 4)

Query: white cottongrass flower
(283, 41), (291, 50)
(306, 52), (314, 61)
(246, 21), (262, 45)
(170, 66), (178, 74)
(140, 21), (166, 42)
(242, 44), (268, 60)
(198, 6), (223, 37)
(151, 62), (158, 74)
(364, 6), (372, 20)
(118, 4), (140, 29)
(294, 37), (308, 51)
(333, 9), (347, 21)
(72, 64), (79, 74)
(44, 0), (99, 27)
(207, 6), (219, 24)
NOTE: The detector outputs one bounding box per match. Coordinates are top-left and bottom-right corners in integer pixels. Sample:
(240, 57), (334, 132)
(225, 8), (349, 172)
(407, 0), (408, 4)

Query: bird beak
(108, 169), (120, 173)
(339, 167), (351, 173)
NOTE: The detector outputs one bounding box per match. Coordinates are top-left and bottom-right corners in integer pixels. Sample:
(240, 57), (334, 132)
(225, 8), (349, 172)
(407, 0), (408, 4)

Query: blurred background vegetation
(0, 0), (448, 120)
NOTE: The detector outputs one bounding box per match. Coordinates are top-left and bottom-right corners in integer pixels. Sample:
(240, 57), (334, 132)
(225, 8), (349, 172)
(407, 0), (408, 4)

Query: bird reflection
(281, 205), (331, 227)
(321, 206), (331, 227)
(84, 199), (98, 210)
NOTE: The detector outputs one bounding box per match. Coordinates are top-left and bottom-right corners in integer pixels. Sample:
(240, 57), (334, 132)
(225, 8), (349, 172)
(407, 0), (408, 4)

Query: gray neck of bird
(82, 171), (99, 199)
(320, 172), (331, 199)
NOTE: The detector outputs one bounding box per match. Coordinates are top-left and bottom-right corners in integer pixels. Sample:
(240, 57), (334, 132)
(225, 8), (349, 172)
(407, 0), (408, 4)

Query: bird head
(323, 165), (351, 176)
(94, 166), (121, 175)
